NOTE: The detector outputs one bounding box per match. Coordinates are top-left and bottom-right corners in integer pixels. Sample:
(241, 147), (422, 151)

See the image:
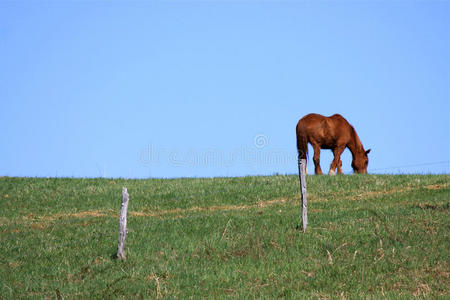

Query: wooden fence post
(117, 187), (129, 260)
(298, 158), (308, 232)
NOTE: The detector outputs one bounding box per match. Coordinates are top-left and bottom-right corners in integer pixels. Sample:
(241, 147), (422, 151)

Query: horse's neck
(348, 126), (364, 157)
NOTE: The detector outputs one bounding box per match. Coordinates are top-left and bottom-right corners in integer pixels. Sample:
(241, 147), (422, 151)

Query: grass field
(0, 174), (449, 299)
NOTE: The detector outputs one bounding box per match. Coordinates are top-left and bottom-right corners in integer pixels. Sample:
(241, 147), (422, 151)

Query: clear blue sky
(1, 1), (449, 178)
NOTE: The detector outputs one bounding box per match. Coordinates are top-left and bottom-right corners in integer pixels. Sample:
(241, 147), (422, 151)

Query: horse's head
(352, 149), (371, 174)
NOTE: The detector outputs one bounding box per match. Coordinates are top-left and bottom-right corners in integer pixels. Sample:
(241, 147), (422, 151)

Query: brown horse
(296, 113), (370, 174)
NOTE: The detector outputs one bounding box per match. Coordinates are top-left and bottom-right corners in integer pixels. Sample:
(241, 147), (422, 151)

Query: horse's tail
(296, 121), (308, 160)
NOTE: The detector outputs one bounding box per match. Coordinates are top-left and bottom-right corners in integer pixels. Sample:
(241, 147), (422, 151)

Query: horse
(296, 113), (370, 175)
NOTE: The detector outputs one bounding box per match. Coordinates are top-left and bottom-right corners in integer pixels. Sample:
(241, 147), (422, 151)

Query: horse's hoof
(329, 169), (336, 176)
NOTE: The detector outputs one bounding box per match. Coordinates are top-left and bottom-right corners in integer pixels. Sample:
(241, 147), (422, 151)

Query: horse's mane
(349, 125), (364, 153)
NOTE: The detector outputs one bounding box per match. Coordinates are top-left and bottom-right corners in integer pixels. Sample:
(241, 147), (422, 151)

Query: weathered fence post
(117, 187), (129, 260)
(298, 158), (308, 232)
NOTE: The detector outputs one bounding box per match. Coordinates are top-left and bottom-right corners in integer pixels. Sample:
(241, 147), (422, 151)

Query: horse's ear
(365, 149), (371, 155)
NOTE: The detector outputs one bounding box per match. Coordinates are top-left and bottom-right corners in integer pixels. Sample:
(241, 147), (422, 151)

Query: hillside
(0, 175), (449, 298)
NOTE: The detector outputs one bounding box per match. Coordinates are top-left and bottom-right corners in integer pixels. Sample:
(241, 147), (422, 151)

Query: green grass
(0, 174), (449, 299)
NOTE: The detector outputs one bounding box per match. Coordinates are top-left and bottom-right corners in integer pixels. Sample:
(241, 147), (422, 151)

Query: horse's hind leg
(312, 144), (323, 175)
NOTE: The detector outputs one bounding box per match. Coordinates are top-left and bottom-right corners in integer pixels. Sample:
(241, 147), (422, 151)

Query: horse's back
(297, 113), (327, 129)
(297, 114), (332, 144)
(298, 113), (325, 122)
(298, 113), (346, 123)
(329, 114), (350, 124)
(329, 113), (344, 120)
(297, 113), (353, 146)
(297, 113), (352, 129)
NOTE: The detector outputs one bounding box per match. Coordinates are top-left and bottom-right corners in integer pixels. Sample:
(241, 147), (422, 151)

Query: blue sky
(1, 1), (449, 178)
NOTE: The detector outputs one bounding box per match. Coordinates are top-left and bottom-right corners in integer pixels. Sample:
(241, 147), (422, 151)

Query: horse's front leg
(337, 159), (343, 174)
(330, 146), (345, 175)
